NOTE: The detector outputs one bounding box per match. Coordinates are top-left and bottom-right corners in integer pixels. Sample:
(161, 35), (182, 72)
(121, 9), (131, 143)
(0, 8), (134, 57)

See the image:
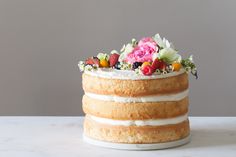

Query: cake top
(78, 33), (198, 79)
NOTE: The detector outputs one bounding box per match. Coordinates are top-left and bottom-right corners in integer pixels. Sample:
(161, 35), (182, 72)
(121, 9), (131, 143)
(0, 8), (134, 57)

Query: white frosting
(85, 68), (185, 80)
(89, 113), (188, 126)
(85, 89), (188, 103)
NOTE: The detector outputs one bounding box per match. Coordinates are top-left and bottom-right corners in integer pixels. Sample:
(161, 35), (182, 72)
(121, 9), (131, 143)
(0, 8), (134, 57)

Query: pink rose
(125, 37), (158, 64)
(138, 37), (157, 51)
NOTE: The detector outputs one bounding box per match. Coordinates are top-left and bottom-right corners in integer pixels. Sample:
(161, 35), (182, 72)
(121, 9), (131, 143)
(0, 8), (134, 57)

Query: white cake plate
(83, 134), (191, 150)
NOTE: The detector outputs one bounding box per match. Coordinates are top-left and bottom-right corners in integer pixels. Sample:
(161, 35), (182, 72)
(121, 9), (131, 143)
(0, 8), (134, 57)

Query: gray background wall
(0, 0), (235, 116)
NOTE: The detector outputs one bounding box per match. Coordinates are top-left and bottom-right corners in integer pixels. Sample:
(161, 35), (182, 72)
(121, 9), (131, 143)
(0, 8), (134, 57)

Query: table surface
(0, 117), (235, 157)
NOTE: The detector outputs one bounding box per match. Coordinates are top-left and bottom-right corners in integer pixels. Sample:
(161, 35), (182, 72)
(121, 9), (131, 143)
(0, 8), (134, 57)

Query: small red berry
(142, 65), (154, 76)
(109, 53), (120, 67)
(152, 59), (166, 70)
(85, 57), (100, 66)
(85, 58), (93, 65)
(159, 61), (167, 70)
(152, 59), (161, 70)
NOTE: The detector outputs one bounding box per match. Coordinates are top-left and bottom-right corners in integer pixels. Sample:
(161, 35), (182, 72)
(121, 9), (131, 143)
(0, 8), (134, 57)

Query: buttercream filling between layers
(85, 89), (189, 103)
(88, 113), (188, 126)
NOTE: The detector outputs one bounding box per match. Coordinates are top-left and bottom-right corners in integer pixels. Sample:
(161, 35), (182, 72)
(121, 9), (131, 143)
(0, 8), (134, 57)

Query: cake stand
(83, 134), (191, 150)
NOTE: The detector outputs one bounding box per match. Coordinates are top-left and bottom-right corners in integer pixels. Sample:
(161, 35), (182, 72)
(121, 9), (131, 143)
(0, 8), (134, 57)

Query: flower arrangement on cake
(79, 33), (197, 79)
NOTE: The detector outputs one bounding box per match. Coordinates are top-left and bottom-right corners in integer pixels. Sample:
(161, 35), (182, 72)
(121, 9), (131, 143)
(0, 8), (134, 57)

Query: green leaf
(181, 55), (198, 79)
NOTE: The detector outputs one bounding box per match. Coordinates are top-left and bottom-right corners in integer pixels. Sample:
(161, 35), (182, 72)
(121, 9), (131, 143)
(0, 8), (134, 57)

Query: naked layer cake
(78, 33), (197, 146)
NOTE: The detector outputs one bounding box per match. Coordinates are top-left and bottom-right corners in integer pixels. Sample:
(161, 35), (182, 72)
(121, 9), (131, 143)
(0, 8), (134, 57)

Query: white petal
(152, 52), (159, 61)
(189, 55), (194, 62)
(120, 44), (126, 52)
(154, 34), (165, 48)
(119, 53), (126, 62)
(111, 50), (119, 54)
(165, 39), (171, 48)
(177, 54), (182, 62)
(124, 43), (134, 54)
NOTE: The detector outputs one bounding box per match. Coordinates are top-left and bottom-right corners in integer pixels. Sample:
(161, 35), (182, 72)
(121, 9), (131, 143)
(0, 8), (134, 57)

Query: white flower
(189, 55), (194, 62)
(120, 62), (131, 70)
(78, 61), (85, 72)
(110, 50), (119, 54)
(153, 34), (165, 48)
(153, 34), (175, 49)
(177, 54), (182, 63)
(152, 33), (180, 63)
(97, 53), (109, 60)
(84, 65), (93, 71)
(119, 43), (134, 62)
(131, 38), (138, 46)
(152, 52), (159, 61)
(158, 48), (181, 64)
